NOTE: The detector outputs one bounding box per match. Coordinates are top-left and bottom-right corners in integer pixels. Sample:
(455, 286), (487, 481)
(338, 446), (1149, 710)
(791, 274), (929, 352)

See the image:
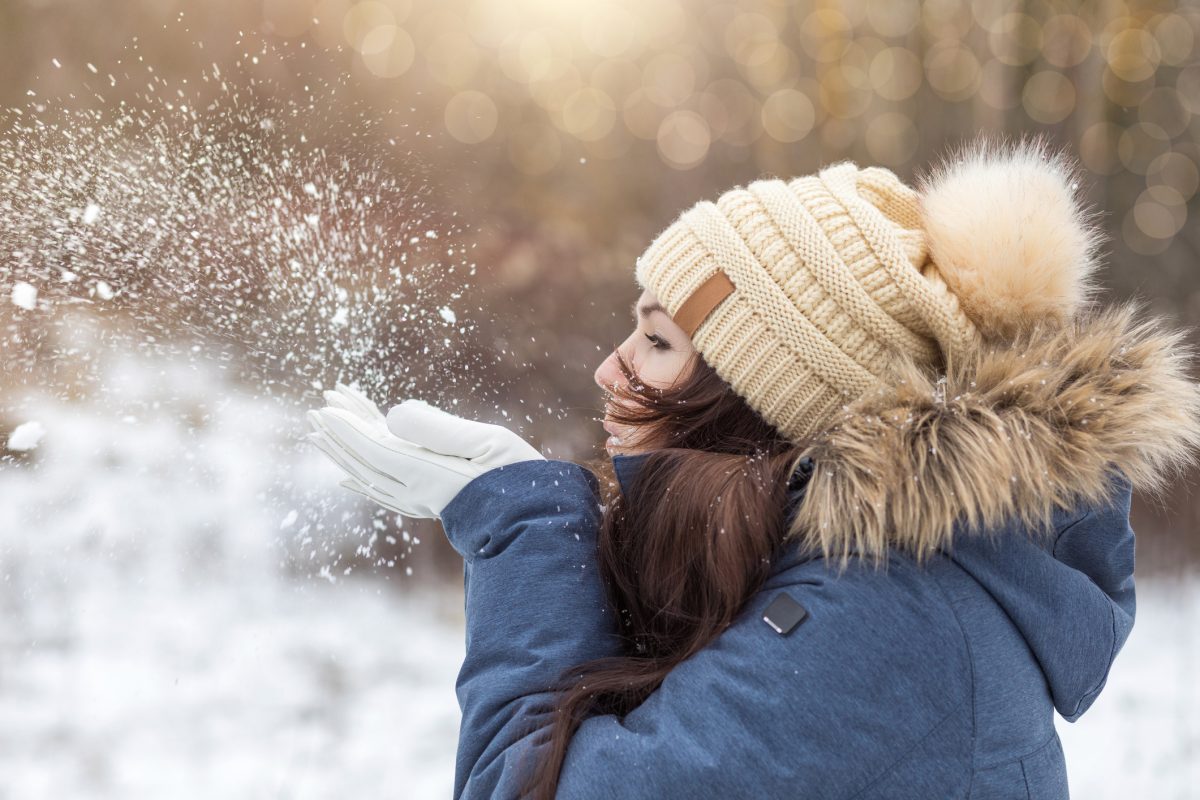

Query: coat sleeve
(439, 459), (625, 800)
(440, 459), (973, 800)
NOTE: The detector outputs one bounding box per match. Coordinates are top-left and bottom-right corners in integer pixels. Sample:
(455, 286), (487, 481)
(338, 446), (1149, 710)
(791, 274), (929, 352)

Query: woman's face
(593, 289), (696, 455)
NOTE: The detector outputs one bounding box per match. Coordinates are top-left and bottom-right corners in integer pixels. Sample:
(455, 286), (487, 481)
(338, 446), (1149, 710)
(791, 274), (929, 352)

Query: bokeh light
(558, 86), (617, 141)
(234, 0), (1200, 261)
(656, 110), (710, 170)
(425, 31), (482, 87)
(925, 41), (982, 101)
(988, 13), (1043, 66)
(865, 111), (919, 166)
(761, 88), (814, 142)
(507, 121), (561, 175)
(870, 47), (923, 102)
(1080, 121), (1124, 175)
(294, 0), (1200, 266)
(4, 0), (1199, 396)
(444, 89), (498, 143)
(1106, 26), (1161, 82)
(1022, 69), (1076, 124)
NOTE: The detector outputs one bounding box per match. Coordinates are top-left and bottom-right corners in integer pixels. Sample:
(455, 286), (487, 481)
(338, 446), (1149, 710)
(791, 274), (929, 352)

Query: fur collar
(788, 302), (1200, 563)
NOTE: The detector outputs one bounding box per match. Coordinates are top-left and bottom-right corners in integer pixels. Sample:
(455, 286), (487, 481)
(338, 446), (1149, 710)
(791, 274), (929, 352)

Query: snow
(1, 353), (462, 797)
(6, 420), (45, 451)
(438, 306), (456, 324)
(11, 280), (37, 310)
(0, 577), (463, 797)
(0, 48), (487, 411)
(1056, 576), (1200, 795)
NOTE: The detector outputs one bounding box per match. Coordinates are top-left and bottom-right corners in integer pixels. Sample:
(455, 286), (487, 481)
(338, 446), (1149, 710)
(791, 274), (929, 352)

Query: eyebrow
(633, 300), (668, 321)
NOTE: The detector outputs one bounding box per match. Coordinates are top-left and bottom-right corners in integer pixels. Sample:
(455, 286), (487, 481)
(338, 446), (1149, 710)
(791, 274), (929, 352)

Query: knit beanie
(634, 134), (1105, 443)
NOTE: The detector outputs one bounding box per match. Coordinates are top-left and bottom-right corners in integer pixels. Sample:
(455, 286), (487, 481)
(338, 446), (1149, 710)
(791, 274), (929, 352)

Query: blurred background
(0, 0), (1197, 797)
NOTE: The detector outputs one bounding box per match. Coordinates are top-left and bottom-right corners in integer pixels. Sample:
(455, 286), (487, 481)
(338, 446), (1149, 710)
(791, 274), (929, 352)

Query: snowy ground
(1, 352), (1197, 799)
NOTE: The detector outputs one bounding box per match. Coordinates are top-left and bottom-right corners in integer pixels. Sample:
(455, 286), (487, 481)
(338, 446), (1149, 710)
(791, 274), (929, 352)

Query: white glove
(305, 385), (545, 520)
(320, 382), (388, 434)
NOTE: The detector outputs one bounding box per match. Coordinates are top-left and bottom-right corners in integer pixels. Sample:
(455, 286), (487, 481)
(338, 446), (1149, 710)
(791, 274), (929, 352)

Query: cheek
(640, 351), (686, 389)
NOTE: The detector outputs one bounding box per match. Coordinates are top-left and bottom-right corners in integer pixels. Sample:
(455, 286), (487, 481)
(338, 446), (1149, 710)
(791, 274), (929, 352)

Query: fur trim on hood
(787, 301), (1200, 564)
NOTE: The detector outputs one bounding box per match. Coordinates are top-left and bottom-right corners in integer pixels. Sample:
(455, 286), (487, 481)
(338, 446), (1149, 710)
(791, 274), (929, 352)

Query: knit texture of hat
(634, 136), (1103, 444)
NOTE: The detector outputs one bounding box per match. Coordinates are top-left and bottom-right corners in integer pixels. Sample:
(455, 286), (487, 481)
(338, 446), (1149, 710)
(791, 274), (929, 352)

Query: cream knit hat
(634, 135), (1104, 443)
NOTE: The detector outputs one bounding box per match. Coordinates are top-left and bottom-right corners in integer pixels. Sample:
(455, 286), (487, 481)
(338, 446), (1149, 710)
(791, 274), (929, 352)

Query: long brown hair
(520, 347), (811, 798)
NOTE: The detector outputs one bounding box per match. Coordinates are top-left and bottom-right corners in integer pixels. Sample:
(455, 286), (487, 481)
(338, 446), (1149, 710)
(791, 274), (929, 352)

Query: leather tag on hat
(674, 269), (735, 338)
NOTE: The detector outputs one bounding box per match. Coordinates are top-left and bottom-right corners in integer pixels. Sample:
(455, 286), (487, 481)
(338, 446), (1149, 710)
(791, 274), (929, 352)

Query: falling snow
(6, 420), (45, 450)
(0, 38), (488, 419)
(10, 281), (37, 310)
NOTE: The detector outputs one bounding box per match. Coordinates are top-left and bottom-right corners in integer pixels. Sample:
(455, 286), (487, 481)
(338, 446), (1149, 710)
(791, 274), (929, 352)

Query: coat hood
(788, 301), (1200, 564)
(785, 300), (1200, 720)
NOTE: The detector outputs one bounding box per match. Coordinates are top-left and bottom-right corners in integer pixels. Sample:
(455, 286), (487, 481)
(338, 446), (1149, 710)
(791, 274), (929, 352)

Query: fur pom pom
(915, 133), (1106, 340)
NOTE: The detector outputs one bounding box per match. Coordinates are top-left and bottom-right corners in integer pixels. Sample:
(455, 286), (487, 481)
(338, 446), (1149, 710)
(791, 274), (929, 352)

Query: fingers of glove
(313, 407), (473, 480)
(385, 400), (545, 463)
(304, 412), (408, 489)
(309, 406), (398, 450)
(338, 478), (438, 519)
(338, 476), (388, 506)
(320, 391), (376, 428)
(307, 406), (384, 447)
(306, 430), (406, 497)
(338, 478), (413, 516)
(322, 389), (362, 417)
(307, 429), (369, 486)
(384, 399), (505, 460)
(333, 382), (385, 422)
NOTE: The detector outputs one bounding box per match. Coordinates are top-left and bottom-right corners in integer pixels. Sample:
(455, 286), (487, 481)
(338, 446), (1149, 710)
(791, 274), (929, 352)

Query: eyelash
(645, 333), (671, 351)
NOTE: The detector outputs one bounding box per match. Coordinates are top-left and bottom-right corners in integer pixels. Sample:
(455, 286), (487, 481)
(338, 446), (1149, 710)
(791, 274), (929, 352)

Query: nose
(594, 348), (623, 393)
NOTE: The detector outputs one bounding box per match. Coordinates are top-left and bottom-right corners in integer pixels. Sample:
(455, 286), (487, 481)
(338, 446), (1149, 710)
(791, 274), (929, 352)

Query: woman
(307, 134), (1200, 799)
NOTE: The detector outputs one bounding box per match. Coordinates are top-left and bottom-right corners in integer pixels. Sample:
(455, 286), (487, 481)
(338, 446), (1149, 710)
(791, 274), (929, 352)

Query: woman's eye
(644, 333), (671, 351)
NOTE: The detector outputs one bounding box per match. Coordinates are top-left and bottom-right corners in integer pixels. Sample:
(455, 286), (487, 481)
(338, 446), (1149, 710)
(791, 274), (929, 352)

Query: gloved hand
(319, 381), (388, 435)
(305, 384), (545, 520)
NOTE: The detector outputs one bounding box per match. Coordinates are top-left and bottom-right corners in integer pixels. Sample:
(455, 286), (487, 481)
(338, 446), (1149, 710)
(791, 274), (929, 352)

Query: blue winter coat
(441, 454), (1132, 800)
(437, 307), (1199, 799)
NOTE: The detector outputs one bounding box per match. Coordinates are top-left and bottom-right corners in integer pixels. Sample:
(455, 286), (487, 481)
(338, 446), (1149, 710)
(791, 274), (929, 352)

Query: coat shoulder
(759, 551), (972, 701)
